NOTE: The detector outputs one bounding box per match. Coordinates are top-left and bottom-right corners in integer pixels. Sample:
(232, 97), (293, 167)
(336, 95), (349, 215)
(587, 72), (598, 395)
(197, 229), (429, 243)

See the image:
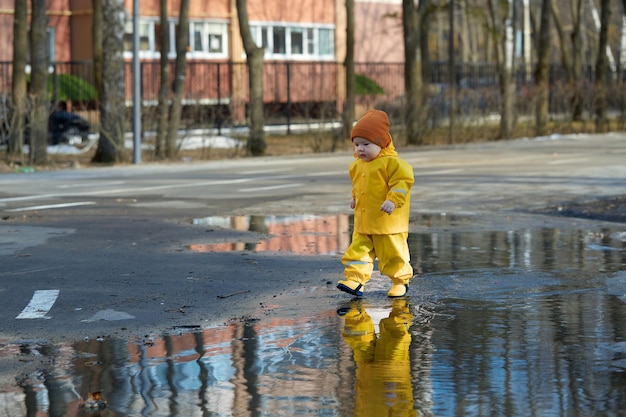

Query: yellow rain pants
(342, 231), (413, 285)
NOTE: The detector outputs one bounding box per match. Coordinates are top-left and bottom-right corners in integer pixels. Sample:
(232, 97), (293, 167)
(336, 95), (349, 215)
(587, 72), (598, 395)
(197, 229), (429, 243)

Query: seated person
(48, 101), (88, 145)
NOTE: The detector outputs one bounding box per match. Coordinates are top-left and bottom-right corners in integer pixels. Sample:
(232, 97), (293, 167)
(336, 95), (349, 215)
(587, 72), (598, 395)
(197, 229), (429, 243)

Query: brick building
(0, 0), (404, 122)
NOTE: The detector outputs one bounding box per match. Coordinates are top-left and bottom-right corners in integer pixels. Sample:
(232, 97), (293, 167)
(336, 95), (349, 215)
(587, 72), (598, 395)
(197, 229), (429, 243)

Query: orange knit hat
(350, 110), (391, 148)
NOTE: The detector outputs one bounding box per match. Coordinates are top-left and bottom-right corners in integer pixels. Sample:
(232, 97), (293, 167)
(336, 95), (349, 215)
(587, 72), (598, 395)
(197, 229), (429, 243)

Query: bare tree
(92, 0), (128, 163)
(594, 0), (610, 131)
(29, 0), (49, 165)
(550, 0), (588, 123)
(92, 0), (103, 100)
(403, 0), (427, 145)
(8, 0), (28, 160)
(487, 0), (517, 139)
(534, 0), (552, 135)
(155, 0), (170, 159)
(340, 0), (355, 144)
(569, 0), (586, 121)
(164, 0), (190, 158)
(236, 0), (266, 156)
(550, 1), (572, 84)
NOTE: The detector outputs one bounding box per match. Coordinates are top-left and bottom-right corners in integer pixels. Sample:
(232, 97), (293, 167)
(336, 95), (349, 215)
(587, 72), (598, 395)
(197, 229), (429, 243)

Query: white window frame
(250, 23), (335, 61)
(123, 18), (227, 59)
(123, 19), (160, 59)
(187, 21), (229, 59)
(47, 28), (56, 63)
(26, 27), (56, 65)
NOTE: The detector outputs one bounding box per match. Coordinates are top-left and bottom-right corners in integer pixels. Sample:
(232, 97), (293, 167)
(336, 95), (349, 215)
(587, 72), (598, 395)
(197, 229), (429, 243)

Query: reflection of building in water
(189, 214), (351, 256)
(6, 219), (626, 416)
(2, 303), (436, 416)
(29, 311), (344, 416)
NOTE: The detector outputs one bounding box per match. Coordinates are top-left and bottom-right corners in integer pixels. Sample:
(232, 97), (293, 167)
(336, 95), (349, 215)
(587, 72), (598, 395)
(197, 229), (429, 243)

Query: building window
(318, 28), (334, 56)
(123, 20), (159, 58)
(26, 27), (56, 63)
(290, 28), (304, 55)
(192, 24), (204, 52)
(47, 28), (56, 62)
(272, 27), (286, 55)
(123, 19), (227, 59)
(250, 24), (335, 60)
(306, 28), (315, 54)
(188, 21), (228, 57)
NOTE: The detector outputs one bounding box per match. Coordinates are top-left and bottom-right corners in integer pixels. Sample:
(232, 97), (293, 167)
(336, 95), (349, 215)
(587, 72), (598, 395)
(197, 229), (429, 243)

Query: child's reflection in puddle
(338, 299), (417, 416)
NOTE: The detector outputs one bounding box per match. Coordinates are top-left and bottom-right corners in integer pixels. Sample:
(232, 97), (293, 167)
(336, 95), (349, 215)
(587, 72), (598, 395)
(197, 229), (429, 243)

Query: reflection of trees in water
(427, 289), (626, 414)
(410, 308), (435, 417)
(245, 215), (268, 252)
(409, 222), (624, 273)
(20, 314), (345, 415)
(231, 322), (261, 416)
(10, 220), (626, 415)
(10, 286), (626, 416)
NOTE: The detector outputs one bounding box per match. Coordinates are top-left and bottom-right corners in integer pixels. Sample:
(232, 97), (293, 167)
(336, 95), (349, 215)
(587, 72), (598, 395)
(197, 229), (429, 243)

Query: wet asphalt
(0, 131), (625, 351)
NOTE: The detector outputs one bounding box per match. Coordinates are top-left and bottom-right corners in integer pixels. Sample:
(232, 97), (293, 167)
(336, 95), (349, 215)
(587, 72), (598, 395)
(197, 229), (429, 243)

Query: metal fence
(1, 60), (625, 140)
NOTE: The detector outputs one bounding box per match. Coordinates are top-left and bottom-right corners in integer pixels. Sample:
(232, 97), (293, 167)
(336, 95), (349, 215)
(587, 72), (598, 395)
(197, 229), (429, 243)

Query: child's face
(353, 137), (382, 161)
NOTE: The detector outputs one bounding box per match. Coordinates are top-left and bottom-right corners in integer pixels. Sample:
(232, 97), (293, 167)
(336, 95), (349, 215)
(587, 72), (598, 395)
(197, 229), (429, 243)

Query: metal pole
(132, 0), (142, 164)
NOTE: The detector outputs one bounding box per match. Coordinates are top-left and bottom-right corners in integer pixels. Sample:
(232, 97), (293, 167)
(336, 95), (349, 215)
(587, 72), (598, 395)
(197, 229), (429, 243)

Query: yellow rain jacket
(350, 141), (414, 235)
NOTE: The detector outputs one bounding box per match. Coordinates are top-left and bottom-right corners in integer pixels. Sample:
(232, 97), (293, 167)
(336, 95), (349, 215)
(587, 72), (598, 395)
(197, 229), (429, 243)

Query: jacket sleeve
(385, 159), (414, 208)
(348, 162), (356, 201)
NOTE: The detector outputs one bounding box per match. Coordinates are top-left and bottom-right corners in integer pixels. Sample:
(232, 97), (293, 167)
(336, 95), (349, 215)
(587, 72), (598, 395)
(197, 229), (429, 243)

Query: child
(337, 110), (415, 297)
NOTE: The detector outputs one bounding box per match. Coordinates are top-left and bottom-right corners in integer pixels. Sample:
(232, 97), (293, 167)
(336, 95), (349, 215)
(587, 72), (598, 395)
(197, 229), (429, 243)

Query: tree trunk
(534, 0), (552, 135)
(403, 0), (425, 145)
(29, 0), (49, 165)
(487, 0), (516, 139)
(570, 0), (584, 121)
(550, 2), (572, 83)
(594, 0), (610, 132)
(92, 0), (103, 99)
(165, 0), (189, 158)
(340, 0), (355, 144)
(501, 0), (516, 139)
(8, 0), (28, 160)
(155, 0), (170, 159)
(92, 0), (128, 163)
(420, 5), (431, 82)
(236, 0), (266, 156)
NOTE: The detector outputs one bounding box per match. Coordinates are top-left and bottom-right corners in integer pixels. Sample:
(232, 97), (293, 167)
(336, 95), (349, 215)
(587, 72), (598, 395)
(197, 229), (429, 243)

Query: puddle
(189, 214), (351, 255)
(2, 215), (626, 416)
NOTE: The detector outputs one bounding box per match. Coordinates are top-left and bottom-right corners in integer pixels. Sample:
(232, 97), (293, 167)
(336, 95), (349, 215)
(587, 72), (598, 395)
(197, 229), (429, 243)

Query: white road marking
(16, 289), (60, 319)
(1, 174), (314, 207)
(240, 168), (293, 175)
(421, 169), (464, 175)
(6, 201), (96, 212)
(548, 158), (589, 165)
(57, 181), (126, 189)
(239, 183), (303, 192)
(0, 194), (58, 203)
(308, 171), (345, 177)
(0, 266), (60, 277)
(0, 178), (254, 204)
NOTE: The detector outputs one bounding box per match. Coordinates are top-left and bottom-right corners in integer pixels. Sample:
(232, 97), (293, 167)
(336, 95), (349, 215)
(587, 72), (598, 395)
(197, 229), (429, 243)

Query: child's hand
(350, 198), (356, 209)
(380, 200), (395, 214)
